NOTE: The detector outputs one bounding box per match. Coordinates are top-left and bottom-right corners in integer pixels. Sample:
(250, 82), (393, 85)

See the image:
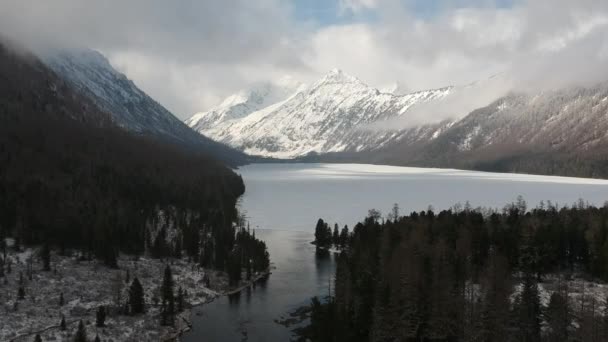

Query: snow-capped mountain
(356, 83), (608, 178)
(42, 48), (246, 165)
(186, 77), (305, 133)
(187, 69), (452, 158)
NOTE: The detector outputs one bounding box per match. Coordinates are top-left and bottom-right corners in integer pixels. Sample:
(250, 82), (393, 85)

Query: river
(183, 163), (608, 341)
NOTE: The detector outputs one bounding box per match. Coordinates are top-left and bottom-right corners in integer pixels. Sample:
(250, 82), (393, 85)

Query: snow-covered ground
(0, 248), (264, 342)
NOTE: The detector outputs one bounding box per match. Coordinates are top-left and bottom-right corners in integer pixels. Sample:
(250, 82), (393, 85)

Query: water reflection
(183, 230), (336, 342)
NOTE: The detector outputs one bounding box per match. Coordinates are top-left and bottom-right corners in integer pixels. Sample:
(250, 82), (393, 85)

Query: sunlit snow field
(238, 163), (608, 232)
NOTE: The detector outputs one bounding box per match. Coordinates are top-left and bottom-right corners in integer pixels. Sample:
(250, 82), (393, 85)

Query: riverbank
(0, 245), (261, 342)
(165, 266), (273, 341)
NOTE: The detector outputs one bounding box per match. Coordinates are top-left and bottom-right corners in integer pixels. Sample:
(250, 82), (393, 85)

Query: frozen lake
(237, 163), (608, 232)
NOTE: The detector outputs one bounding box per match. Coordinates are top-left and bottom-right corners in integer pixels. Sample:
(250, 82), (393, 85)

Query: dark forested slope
(305, 200), (608, 342)
(0, 41), (264, 276)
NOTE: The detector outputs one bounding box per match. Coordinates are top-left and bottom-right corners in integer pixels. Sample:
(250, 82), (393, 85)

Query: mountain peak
(317, 68), (364, 86)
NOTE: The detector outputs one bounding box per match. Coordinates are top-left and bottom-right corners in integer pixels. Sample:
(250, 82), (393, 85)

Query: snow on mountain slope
(186, 77), (305, 133)
(364, 82), (608, 177)
(433, 84), (608, 154)
(41, 48), (246, 164)
(186, 69), (452, 158)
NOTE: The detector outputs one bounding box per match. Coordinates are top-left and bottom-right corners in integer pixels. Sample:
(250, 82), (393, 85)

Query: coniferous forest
(0, 42), (268, 282)
(305, 200), (608, 342)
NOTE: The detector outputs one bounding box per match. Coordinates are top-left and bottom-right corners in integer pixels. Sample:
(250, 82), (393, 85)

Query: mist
(1, 0), (607, 120)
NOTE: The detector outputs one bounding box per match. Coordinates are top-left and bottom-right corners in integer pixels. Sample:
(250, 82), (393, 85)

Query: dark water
(183, 229), (335, 341)
(183, 163), (608, 341)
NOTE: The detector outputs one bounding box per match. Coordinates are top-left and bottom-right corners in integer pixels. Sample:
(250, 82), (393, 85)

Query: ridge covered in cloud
(1, 0), (607, 120)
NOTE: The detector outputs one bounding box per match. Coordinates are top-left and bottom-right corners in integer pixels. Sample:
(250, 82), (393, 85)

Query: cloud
(338, 0), (379, 15)
(1, 0), (607, 121)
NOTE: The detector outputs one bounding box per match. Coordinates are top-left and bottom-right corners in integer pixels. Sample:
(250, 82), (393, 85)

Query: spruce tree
(515, 272), (542, 342)
(96, 305), (106, 327)
(40, 243), (51, 271)
(60, 316), (67, 330)
(128, 277), (144, 314)
(177, 287), (184, 313)
(34, 334), (42, 342)
(339, 225), (349, 248)
(73, 320), (87, 342)
(332, 224), (340, 247)
(160, 265), (175, 325)
(314, 219), (325, 246)
(546, 292), (570, 341)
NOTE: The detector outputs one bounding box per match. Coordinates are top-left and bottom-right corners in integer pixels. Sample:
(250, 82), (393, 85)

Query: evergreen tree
(177, 287), (184, 313)
(73, 320), (87, 342)
(96, 305), (106, 327)
(339, 225), (349, 248)
(128, 277), (145, 314)
(59, 292), (64, 306)
(60, 316), (67, 330)
(314, 219), (333, 247)
(34, 334), (42, 342)
(332, 224), (340, 247)
(515, 272), (542, 342)
(160, 265), (175, 325)
(94, 335), (100, 342)
(17, 285), (25, 300)
(546, 291), (570, 341)
(40, 242), (51, 271)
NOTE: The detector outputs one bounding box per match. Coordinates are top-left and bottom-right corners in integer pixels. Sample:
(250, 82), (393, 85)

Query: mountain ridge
(41, 48), (248, 166)
(186, 69), (453, 158)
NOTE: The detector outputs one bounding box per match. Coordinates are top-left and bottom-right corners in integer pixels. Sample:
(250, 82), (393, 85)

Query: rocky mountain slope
(42, 48), (247, 165)
(187, 67), (608, 177)
(186, 69), (452, 158)
(319, 84), (608, 178)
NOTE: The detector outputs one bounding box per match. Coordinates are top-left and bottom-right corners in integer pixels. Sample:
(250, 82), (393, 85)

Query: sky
(1, 0), (607, 120)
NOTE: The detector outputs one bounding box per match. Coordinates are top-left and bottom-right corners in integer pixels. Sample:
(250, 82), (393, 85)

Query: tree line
(305, 199), (608, 342)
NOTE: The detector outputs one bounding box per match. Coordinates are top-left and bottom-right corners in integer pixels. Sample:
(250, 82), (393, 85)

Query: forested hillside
(305, 199), (608, 341)
(0, 41), (266, 279)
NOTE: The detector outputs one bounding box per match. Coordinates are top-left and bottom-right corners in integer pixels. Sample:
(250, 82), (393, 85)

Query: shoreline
(165, 267), (273, 341)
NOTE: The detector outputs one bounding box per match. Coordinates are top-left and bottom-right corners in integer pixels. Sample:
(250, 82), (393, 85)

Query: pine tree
(34, 334), (42, 342)
(73, 320), (87, 342)
(314, 219), (325, 246)
(96, 305), (106, 327)
(177, 287), (184, 313)
(128, 277), (144, 314)
(60, 316), (67, 330)
(332, 224), (340, 247)
(339, 225), (349, 248)
(515, 272), (542, 342)
(94, 335), (100, 342)
(160, 265), (175, 325)
(546, 291), (570, 341)
(40, 243), (51, 271)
